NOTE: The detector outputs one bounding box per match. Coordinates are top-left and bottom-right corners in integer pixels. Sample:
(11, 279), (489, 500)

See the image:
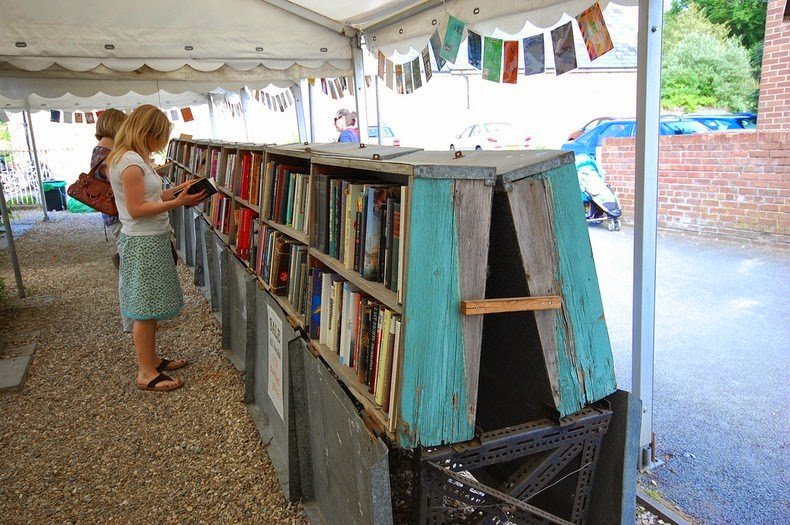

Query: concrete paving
(589, 226), (789, 525)
(0, 354), (33, 392)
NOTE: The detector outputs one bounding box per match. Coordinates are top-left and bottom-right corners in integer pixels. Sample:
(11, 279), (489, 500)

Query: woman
(335, 109), (360, 143)
(107, 105), (207, 392)
(90, 108), (131, 331)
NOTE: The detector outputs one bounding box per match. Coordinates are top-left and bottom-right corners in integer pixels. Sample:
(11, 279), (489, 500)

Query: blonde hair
(335, 108), (356, 126)
(107, 105), (171, 167)
(94, 108), (127, 141)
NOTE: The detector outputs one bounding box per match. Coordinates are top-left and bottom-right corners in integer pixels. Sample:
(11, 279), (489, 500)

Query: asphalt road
(589, 226), (790, 525)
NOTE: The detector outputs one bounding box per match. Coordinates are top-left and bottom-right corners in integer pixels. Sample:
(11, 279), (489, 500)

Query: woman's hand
(174, 188), (208, 207)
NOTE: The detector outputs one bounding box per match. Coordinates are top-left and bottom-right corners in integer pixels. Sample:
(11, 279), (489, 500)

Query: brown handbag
(67, 161), (119, 216)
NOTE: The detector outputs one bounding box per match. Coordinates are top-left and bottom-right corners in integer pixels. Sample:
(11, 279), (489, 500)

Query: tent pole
(0, 178), (25, 298)
(207, 95), (217, 140)
(633, 0), (664, 471)
(23, 110), (48, 221)
(239, 89), (251, 142)
(375, 76), (382, 145)
(351, 37), (369, 143)
(291, 83), (308, 143)
(308, 81), (316, 143)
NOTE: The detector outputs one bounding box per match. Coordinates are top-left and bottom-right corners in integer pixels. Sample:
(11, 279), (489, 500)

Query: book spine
(384, 197), (395, 289)
(374, 309), (393, 406)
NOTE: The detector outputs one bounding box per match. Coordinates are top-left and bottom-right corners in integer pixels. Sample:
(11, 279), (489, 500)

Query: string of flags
(311, 75), (374, 100)
(251, 88), (295, 112)
(48, 107), (196, 124)
(372, 0), (613, 93)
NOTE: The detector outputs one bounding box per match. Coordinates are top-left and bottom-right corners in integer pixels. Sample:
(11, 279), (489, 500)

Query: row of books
(314, 175), (405, 296)
(261, 161), (311, 234)
(208, 194), (233, 236)
(256, 226), (311, 319)
(235, 207), (258, 261)
(310, 269), (402, 413)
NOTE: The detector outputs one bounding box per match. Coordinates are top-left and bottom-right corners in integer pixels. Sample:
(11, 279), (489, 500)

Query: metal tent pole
(291, 83), (308, 143)
(351, 36), (369, 142)
(308, 81), (316, 143)
(633, 0), (664, 470)
(0, 179), (25, 298)
(375, 76), (382, 145)
(207, 95), (217, 139)
(239, 89), (251, 142)
(23, 109), (48, 221)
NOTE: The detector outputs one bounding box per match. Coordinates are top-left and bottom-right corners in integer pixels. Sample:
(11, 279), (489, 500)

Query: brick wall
(758, 0), (790, 130)
(599, 132), (789, 242)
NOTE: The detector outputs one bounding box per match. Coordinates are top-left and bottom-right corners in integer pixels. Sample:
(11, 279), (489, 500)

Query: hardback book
(363, 187), (398, 281)
(367, 304), (381, 392)
(374, 309), (393, 406)
(357, 299), (372, 384)
(239, 152), (252, 200)
(389, 201), (401, 292)
(397, 185), (407, 302)
(261, 161), (275, 218)
(330, 279), (344, 353)
(319, 272), (334, 346)
(386, 317), (402, 418)
(271, 236), (293, 295)
(314, 173), (330, 253)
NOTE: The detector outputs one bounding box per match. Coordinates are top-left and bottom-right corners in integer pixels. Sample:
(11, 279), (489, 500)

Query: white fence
(0, 147), (83, 207)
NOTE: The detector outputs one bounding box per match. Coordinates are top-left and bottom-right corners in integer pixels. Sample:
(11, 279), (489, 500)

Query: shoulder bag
(67, 161), (119, 216)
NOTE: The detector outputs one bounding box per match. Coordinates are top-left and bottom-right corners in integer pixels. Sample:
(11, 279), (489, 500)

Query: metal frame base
(419, 406), (612, 525)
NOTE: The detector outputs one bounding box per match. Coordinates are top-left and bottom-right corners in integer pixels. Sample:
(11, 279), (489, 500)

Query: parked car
(367, 125), (400, 146)
(450, 122), (531, 151)
(567, 117), (615, 141)
(560, 117), (709, 159)
(687, 112), (757, 131)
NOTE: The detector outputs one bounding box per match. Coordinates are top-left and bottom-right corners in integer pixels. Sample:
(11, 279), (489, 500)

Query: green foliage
(0, 122), (9, 142)
(670, 0), (767, 51)
(662, 5), (758, 112)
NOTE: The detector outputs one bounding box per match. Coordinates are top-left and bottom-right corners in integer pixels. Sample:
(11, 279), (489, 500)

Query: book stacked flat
(310, 269), (402, 414)
(256, 225), (310, 318)
(261, 161), (310, 234)
(314, 175), (406, 297)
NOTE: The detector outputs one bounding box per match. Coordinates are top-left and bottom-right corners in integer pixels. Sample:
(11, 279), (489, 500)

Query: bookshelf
(167, 139), (618, 450)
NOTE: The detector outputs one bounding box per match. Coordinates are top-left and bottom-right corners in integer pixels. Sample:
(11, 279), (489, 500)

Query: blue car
(687, 113), (757, 131)
(561, 117), (709, 159)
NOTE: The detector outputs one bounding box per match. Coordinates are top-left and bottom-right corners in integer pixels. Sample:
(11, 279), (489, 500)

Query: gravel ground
(0, 211), (307, 524)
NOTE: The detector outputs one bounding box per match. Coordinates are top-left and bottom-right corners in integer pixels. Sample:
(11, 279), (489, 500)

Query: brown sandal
(155, 358), (188, 372)
(136, 373), (183, 392)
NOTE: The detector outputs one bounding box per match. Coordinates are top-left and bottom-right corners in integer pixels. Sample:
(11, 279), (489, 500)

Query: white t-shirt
(108, 151), (170, 236)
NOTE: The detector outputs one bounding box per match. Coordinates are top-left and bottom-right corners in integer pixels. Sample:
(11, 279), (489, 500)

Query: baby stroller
(575, 154), (621, 231)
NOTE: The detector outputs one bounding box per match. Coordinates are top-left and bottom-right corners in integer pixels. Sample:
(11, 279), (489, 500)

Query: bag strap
(86, 160), (105, 179)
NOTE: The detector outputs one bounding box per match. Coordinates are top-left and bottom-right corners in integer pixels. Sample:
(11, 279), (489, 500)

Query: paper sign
(576, 2), (614, 61)
(503, 40), (519, 84)
(75, 112), (84, 124)
(377, 51), (386, 79)
(395, 63), (404, 94)
(403, 60), (414, 94)
(181, 107), (194, 122)
(421, 46), (432, 82)
(429, 30), (446, 71)
(523, 35), (546, 75)
(63, 111), (73, 124)
(170, 109), (180, 121)
(385, 59), (394, 90)
(86, 112), (96, 124)
(266, 304), (285, 420)
(467, 30), (482, 70)
(482, 37), (503, 83)
(411, 56), (423, 90)
(50, 110), (61, 123)
(551, 21), (577, 75)
(440, 15), (465, 64)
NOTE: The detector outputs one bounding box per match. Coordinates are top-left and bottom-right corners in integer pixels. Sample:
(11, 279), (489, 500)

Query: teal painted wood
(545, 164), (617, 415)
(399, 178), (473, 447)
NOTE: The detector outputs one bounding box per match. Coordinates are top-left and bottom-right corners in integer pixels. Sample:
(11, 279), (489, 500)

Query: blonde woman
(107, 105), (206, 392)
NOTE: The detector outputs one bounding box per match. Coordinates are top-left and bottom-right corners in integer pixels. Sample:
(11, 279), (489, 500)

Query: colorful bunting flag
(576, 2), (613, 60)
(170, 109), (180, 121)
(467, 30), (482, 70)
(340, 77), (348, 92)
(429, 30), (446, 71)
(503, 40), (519, 84)
(551, 22), (578, 75)
(63, 111), (73, 124)
(440, 15), (465, 64)
(395, 64), (404, 94)
(421, 46), (432, 82)
(320, 78), (328, 95)
(285, 89), (294, 105)
(264, 92), (272, 110)
(523, 35), (546, 75)
(181, 107), (194, 122)
(75, 112), (84, 124)
(378, 52), (386, 79)
(86, 112), (96, 124)
(50, 110), (61, 123)
(403, 60), (414, 94)
(328, 80), (338, 99)
(411, 57), (423, 90)
(96, 110), (105, 118)
(385, 59), (394, 90)
(482, 37), (503, 83)
(334, 78), (344, 97)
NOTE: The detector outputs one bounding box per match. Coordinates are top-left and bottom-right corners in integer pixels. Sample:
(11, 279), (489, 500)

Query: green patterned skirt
(118, 233), (183, 321)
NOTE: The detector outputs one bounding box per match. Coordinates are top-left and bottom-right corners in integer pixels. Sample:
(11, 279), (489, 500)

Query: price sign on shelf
(267, 304), (285, 420)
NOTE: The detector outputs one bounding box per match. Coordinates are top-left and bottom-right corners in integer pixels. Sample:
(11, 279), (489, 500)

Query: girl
(107, 105), (206, 392)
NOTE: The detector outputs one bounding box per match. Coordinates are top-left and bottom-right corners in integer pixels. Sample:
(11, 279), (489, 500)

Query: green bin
(42, 180), (67, 211)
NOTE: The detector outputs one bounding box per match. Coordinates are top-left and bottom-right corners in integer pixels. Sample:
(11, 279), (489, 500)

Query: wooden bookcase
(166, 140), (618, 450)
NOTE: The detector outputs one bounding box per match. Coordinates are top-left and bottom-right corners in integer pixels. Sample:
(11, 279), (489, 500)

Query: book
(175, 177), (218, 200)
(374, 309), (393, 406)
(387, 317), (402, 419)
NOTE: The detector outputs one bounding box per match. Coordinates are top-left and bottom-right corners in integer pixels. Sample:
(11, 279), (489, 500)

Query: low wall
(599, 131), (789, 243)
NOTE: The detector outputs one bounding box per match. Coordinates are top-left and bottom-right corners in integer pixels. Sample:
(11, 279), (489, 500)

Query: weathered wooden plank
(454, 179), (492, 427)
(400, 178), (473, 447)
(460, 295), (562, 315)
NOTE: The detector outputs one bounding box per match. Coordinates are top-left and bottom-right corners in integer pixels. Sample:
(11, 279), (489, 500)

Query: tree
(670, 0), (767, 51)
(662, 5), (757, 112)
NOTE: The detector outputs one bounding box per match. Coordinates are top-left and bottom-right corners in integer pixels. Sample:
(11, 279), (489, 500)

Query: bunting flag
(321, 78), (328, 95)
(421, 46), (432, 82)
(523, 35), (546, 75)
(170, 109), (180, 121)
(503, 40), (519, 84)
(395, 64), (405, 94)
(74, 112), (84, 124)
(181, 107), (194, 122)
(551, 21), (578, 75)
(378, 51), (386, 79)
(334, 78), (344, 97)
(440, 15), (465, 64)
(403, 60), (414, 94)
(50, 110), (61, 123)
(85, 112), (96, 124)
(468, 30), (482, 70)
(385, 59), (394, 90)
(429, 30), (446, 71)
(285, 89), (294, 105)
(340, 77), (348, 92)
(0, 110), (8, 123)
(328, 80), (338, 99)
(576, 2), (613, 60)
(96, 110), (105, 118)
(63, 111), (73, 124)
(482, 37), (503, 83)
(264, 92), (272, 110)
(411, 56), (423, 90)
